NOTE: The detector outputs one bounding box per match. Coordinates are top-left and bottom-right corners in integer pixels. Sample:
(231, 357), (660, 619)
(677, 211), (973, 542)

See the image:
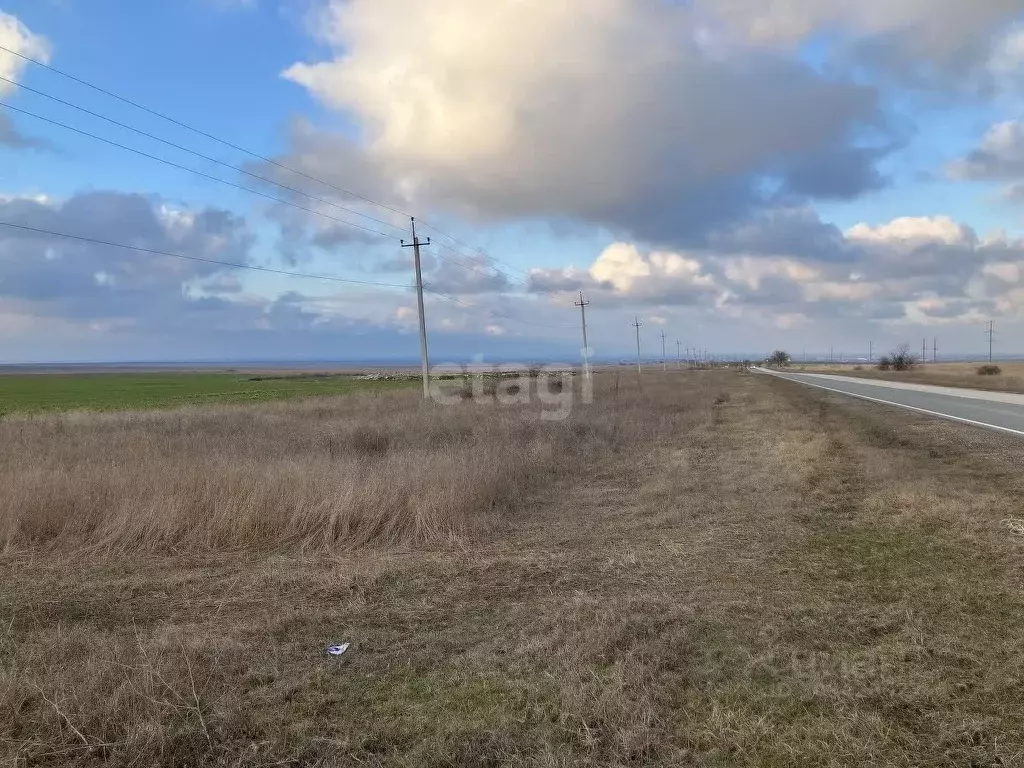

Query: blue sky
(2, 0), (1024, 363)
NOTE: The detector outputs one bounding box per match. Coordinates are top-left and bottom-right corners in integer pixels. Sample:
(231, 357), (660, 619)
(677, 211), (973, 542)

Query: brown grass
(0, 376), (669, 554)
(4, 370), (1024, 766)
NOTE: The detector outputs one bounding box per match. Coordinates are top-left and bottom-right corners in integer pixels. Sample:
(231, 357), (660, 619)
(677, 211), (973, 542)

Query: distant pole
(988, 320), (996, 362)
(632, 317), (643, 376)
(933, 337), (937, 364)
(575, 292), (591, 383)
(869, 340), (873, 363)
(922, 338), (927, 365)
(401, 217), (431, 399)
(829, 345), (833, 363)
(661, 330), (668, 372)
(676, 340), (682, 369)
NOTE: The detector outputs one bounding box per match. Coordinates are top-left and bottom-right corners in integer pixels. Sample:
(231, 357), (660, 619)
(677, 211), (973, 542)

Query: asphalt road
(754, 368), (1024, 438)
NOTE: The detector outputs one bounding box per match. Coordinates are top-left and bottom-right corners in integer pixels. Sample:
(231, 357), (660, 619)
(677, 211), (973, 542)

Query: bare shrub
(978, 364), (1002, 376)
(879, 345), (916, 372)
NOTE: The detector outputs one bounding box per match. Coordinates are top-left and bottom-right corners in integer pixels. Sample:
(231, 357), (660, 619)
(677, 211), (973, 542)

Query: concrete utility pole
(575, 292), (591, 383)
(676, 339), (682, 369)
(869, 341), (873, 363)
(987, 320), (996, 362)
(922, 338), (927, 365)
(632, 317), (643, 376)
(401, 217), (431, 399)
(933, 337), (937, 364)
(661, 330), (668, 372)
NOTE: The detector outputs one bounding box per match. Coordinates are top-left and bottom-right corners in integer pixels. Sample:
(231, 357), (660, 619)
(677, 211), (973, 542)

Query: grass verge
(3, 371), (1024, 765)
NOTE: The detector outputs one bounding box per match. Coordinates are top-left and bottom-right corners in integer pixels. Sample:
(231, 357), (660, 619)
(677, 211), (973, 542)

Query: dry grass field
(799, 360), (1024, 393)
(3, 370), (1024, 766)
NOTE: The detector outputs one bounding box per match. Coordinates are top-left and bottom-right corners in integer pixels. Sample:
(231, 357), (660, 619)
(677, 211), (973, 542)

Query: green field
(0, 372), (415, 414)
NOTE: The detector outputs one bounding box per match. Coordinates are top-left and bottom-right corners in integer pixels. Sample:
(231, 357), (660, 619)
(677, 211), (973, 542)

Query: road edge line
(754, 368), (1024, 439)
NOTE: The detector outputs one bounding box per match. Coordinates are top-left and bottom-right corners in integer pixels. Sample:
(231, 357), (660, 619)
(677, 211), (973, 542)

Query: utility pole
(676, 340), (682, 369)
(987, 320), (996, 362)
(575, 292), (591, 383)
(869, 341), (873, 363)
(922, 338), (927, 365)
(829, 345), (833, 364)
(933, 337), (937, 364)
(632, 317), (643, 376)
(401, 217), (430, 399)
(661, 330), (667, 372)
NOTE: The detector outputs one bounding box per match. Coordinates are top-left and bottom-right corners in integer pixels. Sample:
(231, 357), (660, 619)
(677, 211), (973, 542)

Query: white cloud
(693, 0), (1024, 80)
(845, 216), (973, 246)
(278, 0), (887, 246)
(0, 11), (49, 95)
(0, 11), (50, 148)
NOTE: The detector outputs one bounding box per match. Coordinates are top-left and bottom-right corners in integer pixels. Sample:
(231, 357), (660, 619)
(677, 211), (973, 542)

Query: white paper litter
(326, 643), (351, 656)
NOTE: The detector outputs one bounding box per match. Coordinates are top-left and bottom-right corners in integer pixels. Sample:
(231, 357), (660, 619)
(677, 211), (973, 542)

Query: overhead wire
(0, 103), (398, 240)
(0, 228), (571, 331)
(0, 43), (410, 217)
(0, 220), (413, 289)
(0, 46), (582, 331)
(419, 247), (575, 329)
(0, 74), (407, 236)
(0, 44), (559, 298)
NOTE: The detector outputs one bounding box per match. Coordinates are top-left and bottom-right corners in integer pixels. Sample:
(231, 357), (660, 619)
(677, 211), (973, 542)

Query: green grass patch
(0, 372), (416, 414)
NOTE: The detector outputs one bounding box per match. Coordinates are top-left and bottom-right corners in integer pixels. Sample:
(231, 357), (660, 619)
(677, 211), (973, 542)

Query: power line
(0, 75), (406, 235)
(0, 47), (589, 329)
(632, 316), (643, 376)
(0, 220), (412, 288)
(0, 102), (571, 327)
(429, 239), (575, 305)
(0, 102), (398, 240)
(418, 246), (575, 329)
(419, 222), (533, 279)
(0, 93), (548, 300)
(0, 45), (552, 303)
(0, 219), (576, 333)
(401, 218), (431, 399)
(0, 42), (557, 296)
(417, 284), (573, 329)
(0, 43), (410, 218)
(575, 291), (591, 382)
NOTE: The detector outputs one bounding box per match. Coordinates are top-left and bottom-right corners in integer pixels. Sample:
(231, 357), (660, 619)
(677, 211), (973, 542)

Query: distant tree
(880, 344), (917, 372)
(767, 350), (791, 368)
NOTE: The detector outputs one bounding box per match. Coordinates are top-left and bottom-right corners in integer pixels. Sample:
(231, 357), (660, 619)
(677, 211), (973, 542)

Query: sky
(3, 0), (1024, 363)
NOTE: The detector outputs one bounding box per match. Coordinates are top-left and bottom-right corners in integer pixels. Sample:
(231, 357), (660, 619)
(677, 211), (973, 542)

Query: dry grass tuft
(0, 374), (690, 555)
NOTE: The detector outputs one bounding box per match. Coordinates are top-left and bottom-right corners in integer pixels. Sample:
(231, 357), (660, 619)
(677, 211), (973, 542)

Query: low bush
(879, 345), (917, 372)
(978, 364), (1003, 376)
